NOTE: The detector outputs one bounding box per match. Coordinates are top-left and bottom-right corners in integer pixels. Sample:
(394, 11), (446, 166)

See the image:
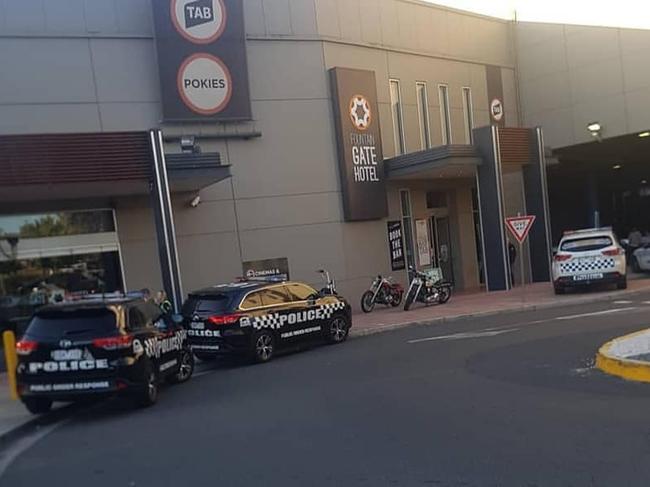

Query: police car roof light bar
(563, 227), (613, 236)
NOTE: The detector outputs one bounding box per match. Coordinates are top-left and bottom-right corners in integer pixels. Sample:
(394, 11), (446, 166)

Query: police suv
(16, 295), (194, 414)
(182, 279), (351, 363)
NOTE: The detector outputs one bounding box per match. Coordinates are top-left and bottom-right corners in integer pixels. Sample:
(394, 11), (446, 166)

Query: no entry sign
(505, 216), (536, 244)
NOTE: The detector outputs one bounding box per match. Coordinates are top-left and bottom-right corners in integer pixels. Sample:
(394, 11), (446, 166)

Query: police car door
(256, 286), (295, 342)
(145, 301), (184, 377)
(281, 283), (324, 343)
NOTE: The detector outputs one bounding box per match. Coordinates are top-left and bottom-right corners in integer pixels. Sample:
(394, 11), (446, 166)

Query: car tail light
(554, 254), (572, 262)
(602, 248), (622, 256)
(92, 335), (133, 350)
(16, 340), (38, 356)
(208, 314), (242, 326)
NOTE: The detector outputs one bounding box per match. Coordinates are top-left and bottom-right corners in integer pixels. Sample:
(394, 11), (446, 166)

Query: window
(426, 191), (447, 209)
(259, 287), (291, 307)
(389, 79), (406, 155)
(183, 294), (232, 314)
(399, 189), (416, 271)
(462, 87), (474, 144)
(128, 307), (148, 331)
(285, 283), (317, 302)
(438, 84), (452, 145)
(416, 82), (432, 150)
(240, 292), (263, 310)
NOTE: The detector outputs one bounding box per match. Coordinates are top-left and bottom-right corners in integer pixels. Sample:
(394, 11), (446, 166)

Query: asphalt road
(3, 293), (650, 487)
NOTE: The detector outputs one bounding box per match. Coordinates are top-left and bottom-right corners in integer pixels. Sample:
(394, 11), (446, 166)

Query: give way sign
(505, 216), (536, 244)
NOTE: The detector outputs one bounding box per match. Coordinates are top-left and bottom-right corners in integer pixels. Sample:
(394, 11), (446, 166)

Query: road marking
(614, 300), (633, 304)
(555, 307), (637, 321)
(408, 328), (519, 344)
(643, 301), (650, 305)
(0, 419), (68, 479)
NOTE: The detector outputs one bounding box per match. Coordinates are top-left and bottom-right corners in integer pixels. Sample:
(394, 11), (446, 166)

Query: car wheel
(617, 277), (628, 290)
(23, 397), (52, 415)
(327, 315), (350, 344)
(133, 361), (158, 408)
(360, 291), (375, 313)
(168, 349), (194, 384)
(252, 330), (275, 363)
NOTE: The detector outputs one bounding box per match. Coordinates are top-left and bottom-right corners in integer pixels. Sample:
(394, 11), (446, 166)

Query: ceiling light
(613, 164), (622, 170)
(587, 122), (602, 132)
(642, 180), (648, 184)
(639, 132), (650, 138)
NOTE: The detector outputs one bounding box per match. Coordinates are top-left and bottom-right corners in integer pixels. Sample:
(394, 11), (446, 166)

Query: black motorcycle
(403, 267), (452, 311)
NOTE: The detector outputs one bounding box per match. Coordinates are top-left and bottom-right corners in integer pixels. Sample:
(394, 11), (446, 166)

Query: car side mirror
(308, 293), (319, 304)
(171, 314), (184, 325)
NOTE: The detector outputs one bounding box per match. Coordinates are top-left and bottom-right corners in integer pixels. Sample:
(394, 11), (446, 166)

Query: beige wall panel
(516, 21), (564, 48)
(501, 68), (519, 127)
(315, 0), (341, 38)
(519, 72), (571, 116)
(619, 28), (650, 53)
(449, 107), (466, 144)
(115, 200), (157, 242)
(177, 232), (242, 293)
(120, 238), (162, 292)
(262, 0), (291, 35)
(378, 102), (397, 157)
(396, 1), (418, 50)
(243, 0), (266, 36)
(572, 93), (627, 144)
(469, 65), (489, 110)
(236, 192), (341, 231)
(401, 103), (420, 155)
(526, 108), (575, 149)
(565, 25), (620, 68)
(358, 0), (382, 44)
(621, 51), (650, 93)
(239, 222), (346, 284)
(379, 0), (400, 47)
(568, 58), (624, 104)
(289, 0), (318, 36)
(247, 41), (327, 101)
(473, 109), (490, 129)
(624, 87), (650, 134)
(337, 0), (362, 42)
(173, 200), (238, 237)
(341, 221), (391, 280)
(229, 99), (339, 198)
(322, 43), (390, 102)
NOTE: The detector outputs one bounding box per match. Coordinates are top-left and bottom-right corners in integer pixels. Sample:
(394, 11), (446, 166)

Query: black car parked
(181, 279), (351, 363)
(16, 295), (194, 414)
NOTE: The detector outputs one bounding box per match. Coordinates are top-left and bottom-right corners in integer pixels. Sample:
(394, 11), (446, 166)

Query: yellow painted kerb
(596, 331), (650, 384)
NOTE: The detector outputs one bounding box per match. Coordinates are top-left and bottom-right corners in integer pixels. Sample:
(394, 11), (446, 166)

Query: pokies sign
(152, 0), (251, 121)
(330, 68), (388, 221)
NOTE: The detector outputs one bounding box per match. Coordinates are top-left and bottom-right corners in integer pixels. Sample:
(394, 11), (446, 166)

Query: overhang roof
(385, 145), (481, 180)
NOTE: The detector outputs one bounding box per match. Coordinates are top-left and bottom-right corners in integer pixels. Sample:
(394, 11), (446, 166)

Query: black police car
(16, 295), (194, 414)
(181, 279), (351, 363)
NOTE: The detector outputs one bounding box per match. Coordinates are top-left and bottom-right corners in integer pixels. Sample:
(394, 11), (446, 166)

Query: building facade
(0, 0), (555, 326)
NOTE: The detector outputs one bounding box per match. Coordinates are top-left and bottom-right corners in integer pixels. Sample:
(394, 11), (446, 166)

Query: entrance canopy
(385, 145), (481, 180)
(0, 131), (231, 208)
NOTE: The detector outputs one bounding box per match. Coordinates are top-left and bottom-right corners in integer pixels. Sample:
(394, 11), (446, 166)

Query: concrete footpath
(1, 279), (650, 441)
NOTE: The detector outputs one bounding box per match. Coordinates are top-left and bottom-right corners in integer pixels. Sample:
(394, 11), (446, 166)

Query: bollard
(3, 330), (18, 400)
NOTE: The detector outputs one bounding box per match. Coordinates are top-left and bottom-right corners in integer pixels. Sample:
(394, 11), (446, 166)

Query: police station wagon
(16, 295), (194, 414)
(181, 279), (352, 363)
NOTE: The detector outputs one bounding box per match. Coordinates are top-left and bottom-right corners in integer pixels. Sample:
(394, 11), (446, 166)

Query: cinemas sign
(152, 0), (251, 121)
(330, 68), (388, 221)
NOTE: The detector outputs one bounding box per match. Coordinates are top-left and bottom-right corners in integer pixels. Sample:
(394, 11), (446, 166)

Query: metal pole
(520, 242), (526, 304)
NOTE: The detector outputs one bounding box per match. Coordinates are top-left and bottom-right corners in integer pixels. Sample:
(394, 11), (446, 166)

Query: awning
(0, 131), (231, 206)
(385, 145), (481, 180)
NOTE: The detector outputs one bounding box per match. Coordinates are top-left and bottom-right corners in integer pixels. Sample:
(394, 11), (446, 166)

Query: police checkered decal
(251, 301), (346, 331)
(560, 258), (615, 274)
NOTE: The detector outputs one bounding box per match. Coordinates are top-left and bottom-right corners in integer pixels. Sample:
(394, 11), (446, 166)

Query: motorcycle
(360, 275), (404, 313)
(403, 267), (452, 311)
(317, 269), (338, 296)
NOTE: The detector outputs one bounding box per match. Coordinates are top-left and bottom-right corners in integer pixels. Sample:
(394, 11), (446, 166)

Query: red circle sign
(177, 53), (233, 115)
(170, 0), (227, 45)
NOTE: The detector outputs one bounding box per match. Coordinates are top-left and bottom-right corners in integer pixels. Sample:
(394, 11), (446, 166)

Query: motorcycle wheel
(360, 291), (376, 313)
(403, 288), (416, 311)
(390, 290), (403, 307)
(438, 286), (452, 304)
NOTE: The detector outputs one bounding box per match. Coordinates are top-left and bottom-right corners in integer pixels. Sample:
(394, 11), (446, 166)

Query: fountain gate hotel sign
(330, 68), (388, 222)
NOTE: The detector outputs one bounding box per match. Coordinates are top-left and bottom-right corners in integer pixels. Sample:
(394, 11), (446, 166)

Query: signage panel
(329, 68), (388, 221)
(152, 0), (251, 121)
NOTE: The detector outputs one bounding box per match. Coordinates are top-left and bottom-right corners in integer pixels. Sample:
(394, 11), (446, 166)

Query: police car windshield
(25, 309), (117, 340)
(182, 294), (232, 315)
(561, 236), (613, 252)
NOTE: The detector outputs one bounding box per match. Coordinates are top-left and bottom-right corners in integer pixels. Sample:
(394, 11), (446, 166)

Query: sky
(426, 0), (650, 29)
